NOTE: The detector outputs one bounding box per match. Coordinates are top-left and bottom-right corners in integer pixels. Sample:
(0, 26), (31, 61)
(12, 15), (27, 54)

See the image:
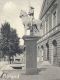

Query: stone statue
(20, 6), (40, 36)
(20, 7), (34, 35)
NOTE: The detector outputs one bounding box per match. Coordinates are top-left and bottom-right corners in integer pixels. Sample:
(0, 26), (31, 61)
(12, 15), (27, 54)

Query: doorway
(52, 40), (57, 65)
(46, 42), (49, 60)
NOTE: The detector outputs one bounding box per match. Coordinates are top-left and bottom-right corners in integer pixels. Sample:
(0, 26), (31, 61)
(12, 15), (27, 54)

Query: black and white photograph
(0, 0), (60, 80)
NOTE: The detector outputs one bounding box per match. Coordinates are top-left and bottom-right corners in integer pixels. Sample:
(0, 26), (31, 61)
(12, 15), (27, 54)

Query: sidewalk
(19, 61), (60, 80)
(0, 61), (60, 80)
(1, 66), (60, 80)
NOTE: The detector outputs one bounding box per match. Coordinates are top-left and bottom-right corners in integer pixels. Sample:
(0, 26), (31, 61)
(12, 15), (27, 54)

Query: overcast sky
(0, 0), (43, 45)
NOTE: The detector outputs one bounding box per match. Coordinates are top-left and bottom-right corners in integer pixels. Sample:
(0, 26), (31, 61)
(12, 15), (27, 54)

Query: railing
(37, 24), (60, 44)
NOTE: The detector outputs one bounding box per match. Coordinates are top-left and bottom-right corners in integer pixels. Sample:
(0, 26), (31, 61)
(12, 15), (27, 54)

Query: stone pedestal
(23, 35), (39, 74)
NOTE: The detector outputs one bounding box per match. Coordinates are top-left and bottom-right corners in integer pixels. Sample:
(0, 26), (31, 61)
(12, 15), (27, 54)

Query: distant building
(37, 0), (60, 66)
(14, 54), (25, 63)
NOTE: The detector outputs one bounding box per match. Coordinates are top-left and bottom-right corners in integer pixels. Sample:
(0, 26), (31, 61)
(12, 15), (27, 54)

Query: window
(45, 17), (49, 33)
(53, 11), (57, 27)
(49, 14), (52, 31)
(38, 46), (40, 49)
(40, 23), (43, 36)
(40, 23), (43, 29)
(47, 1), (49, 5)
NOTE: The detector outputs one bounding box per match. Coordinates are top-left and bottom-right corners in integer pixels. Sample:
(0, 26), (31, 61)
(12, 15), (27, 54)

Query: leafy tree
(1, 22), (10, 57)
(1, 22), (20, 63)
(9, 28), (20, 57)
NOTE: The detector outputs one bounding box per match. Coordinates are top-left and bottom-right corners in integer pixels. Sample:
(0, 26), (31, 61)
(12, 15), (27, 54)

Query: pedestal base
(23, 35), (40, 75)
(25, 68), (38, 75)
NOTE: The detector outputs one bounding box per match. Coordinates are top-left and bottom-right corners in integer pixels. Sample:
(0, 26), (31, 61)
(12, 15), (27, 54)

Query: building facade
(37, 0), (60, 66)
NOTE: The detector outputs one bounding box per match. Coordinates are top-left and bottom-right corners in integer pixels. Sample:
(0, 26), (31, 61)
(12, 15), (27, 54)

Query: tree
(1, 22), (20, 63)
(1, 22), (10, 58)
(9, 28), (20, 57)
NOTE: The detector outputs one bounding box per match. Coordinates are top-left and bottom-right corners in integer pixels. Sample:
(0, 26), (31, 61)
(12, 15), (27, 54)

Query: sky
(0, 0), (43, 45)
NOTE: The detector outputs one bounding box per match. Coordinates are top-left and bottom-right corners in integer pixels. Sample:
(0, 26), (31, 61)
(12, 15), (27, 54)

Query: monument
(20, 7), (40, 74)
